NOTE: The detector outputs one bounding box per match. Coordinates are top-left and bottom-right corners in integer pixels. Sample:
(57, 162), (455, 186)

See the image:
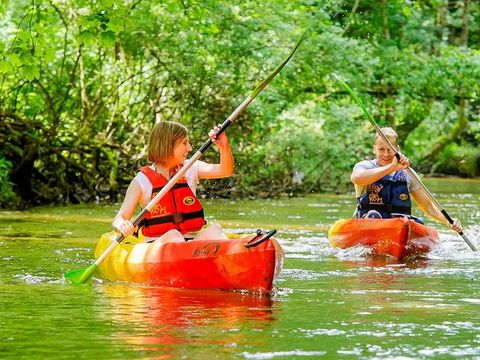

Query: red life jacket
(139, 165), (205, 236)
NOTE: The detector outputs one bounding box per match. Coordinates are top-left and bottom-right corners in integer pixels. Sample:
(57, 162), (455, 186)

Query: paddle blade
(64, 263), (97, 284)
(249, 32), (306, 99)
(332, 73), (377, 128)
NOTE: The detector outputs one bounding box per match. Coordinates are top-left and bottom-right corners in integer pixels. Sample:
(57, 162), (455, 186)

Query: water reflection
(336, 254), (431, 295)
(97, 284), (277, 352)
(330, 255), (439, 318)
(339, 254), (431, 269)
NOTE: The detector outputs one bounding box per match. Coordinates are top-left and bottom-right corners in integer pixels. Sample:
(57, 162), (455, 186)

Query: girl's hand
(209, 124), (229, 149)
(113, 217), (136, 237)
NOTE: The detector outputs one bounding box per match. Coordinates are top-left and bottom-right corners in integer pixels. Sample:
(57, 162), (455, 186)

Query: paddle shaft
(91, 35), (306, 270)
(333, 73), (477, 251)
(132, 30), (306, 230)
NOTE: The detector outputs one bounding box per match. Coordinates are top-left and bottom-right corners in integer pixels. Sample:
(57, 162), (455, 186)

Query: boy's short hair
(374, 127), (398, 146)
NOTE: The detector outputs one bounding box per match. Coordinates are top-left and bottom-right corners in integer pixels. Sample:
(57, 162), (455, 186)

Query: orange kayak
(94, 231), (284, 292)
(328, 217), (439, 260)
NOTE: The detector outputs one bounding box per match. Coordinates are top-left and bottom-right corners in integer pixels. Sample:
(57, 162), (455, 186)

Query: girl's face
(374, 137), (398, 166)
(171, 136), (192, 166)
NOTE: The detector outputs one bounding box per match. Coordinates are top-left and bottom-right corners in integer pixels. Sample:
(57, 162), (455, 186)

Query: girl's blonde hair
(374, 127), (399, 147)
(147, 121), (188, 164)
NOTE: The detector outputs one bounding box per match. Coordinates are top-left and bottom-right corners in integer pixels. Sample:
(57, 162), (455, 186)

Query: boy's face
(373, 137), (398, 166)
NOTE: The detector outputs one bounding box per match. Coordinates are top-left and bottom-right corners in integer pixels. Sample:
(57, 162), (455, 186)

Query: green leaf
(19, 50), (34, 65)
(0, 59), (13, 74)
(79, 30), (95, 45)
(43, 47), (55, 63)
(107, 15), (124, 33)
(402, 6), (411, 17)
(80, 15), (101, 29)
(8, 53), (21, 67)
(78, 16), (93, 27)
(17, 30), (31, 42)
(101, 0), (114, 8)
(21, 64), (40, 81)
(99, 31), (116, 47)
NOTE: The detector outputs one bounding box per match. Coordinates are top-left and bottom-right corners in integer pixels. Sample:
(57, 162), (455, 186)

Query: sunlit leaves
(21, 64), (39, 81)
(7, 52), (20, 66)
(0, 0), (7, 17)
(99, 30), (115, 47)
(0, 59), (13, 73)
(79, 30), (95, 45)
(76, 0), (128, 49)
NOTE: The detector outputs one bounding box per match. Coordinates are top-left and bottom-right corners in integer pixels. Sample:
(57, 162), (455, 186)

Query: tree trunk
(381, 0), (390, 41)
(424, 98), (468, 159)
(424, 0), (471, 160)
(341, 0), (360, 36)
(433, 0), (448, 54)
(461, 0), (471, 46)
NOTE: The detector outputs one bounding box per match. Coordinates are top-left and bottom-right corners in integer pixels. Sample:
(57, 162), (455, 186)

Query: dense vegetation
(1, 0), (479, 208)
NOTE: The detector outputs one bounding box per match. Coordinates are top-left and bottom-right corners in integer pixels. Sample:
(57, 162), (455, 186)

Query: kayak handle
(245, 229), (277, 248)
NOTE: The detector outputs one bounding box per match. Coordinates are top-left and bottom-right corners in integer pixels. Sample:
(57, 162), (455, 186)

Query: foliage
(0, 0), (479, 208)
(236, 99), (373, 196)
(430, 142), (480, 177)
(0, 157), (17, 207)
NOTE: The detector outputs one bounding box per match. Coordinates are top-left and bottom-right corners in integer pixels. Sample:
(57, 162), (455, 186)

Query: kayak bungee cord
(332, 73), (477, 252)
(64, 33), (306, 284)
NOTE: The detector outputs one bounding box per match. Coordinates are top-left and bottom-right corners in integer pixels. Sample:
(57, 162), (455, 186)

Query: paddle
(64, 33), (306, 284)
(332, 73), (477, 252)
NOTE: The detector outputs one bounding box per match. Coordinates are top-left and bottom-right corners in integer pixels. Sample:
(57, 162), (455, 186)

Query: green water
(1, 178), (479, 359)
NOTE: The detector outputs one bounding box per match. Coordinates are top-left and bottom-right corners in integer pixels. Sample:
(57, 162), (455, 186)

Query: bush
(235, 99), (373, 196)
(0, 157), (18, 208)
(431, 143), (480, 177)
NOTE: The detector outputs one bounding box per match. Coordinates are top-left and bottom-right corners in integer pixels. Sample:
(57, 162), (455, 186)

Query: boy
(351, 127), (462, 232)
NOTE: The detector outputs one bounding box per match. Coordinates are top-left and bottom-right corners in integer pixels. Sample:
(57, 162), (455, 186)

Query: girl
(112, 121), (234, 243)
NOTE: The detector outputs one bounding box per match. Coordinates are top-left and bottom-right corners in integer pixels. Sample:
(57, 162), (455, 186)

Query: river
(1, 178), (479, 359)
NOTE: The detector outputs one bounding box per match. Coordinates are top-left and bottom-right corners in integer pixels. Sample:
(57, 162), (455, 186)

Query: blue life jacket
(356, 170), (412, 218)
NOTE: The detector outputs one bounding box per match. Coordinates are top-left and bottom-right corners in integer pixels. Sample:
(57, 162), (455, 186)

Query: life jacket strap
(152, 182), (190, 193)
(142, 209), (205, 227)
(357, 203), (411, 215)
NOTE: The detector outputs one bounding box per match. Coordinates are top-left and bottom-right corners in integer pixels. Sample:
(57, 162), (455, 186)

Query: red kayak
(328, 217), (439, 260)
(94, 231), (284, 292)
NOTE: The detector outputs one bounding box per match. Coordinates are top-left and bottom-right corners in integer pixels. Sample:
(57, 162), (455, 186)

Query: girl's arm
(112, 180), (142, 236)
(197, 125), (234, 179)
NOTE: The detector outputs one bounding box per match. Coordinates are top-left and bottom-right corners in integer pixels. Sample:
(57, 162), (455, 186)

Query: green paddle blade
(249, 32), (306, 99)
(64, 263), (97, 284)
(332, 73), (378, 128)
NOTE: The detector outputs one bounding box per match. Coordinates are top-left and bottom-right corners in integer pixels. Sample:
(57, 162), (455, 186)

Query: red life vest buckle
(173, 213), (183, 224)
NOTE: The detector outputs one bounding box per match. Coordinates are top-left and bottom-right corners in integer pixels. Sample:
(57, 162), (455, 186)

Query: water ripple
(242, 350), (328, 359)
